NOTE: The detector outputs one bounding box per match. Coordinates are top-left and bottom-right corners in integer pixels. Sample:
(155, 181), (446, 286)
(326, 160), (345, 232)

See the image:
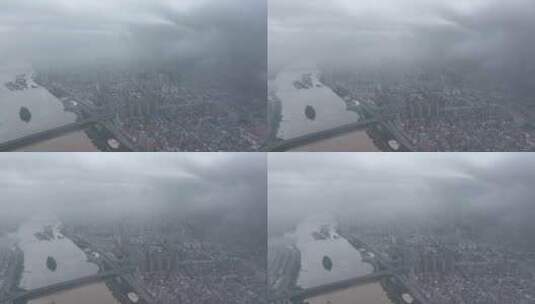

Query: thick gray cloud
(0, 153), (267, 222)
(0, 0), (266, 88)
(268, 153), (535, 246)
(269, 0), (535, 81)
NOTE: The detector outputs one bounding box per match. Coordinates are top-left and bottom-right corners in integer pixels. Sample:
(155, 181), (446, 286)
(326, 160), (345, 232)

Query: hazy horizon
(0, 1), (266, 63)
(269, 153), (535, 248)
(0, 153), (266, 222)
(269, 0), (535, 87)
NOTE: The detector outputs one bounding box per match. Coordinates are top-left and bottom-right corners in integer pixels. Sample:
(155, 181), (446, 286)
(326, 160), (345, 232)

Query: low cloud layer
(269, 153), (535, 246)
(0, 0), (266, 88)
(269, 0), (535, 82)
(0, 153), (266, 222)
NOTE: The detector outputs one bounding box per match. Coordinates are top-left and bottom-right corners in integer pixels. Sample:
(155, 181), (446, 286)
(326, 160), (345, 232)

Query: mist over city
(270, 0), (534, 75)
(0, 0), (267, 152)
(268, 153), (535, 303)
(268, 0), (535, 152)
(3, 2), (535, 304)
(0, 153), (267, 304)
(1, 0), (265, 86)
(0, 153), (265, 218)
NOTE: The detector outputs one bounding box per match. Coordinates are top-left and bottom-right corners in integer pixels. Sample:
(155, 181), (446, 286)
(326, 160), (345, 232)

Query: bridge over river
(270, 234), (434, 304)
(1, 267), (133, 304)
(0, 113), (113, 151)
(268, 118), (379, 151)
(268, 102), (416, 152)
(289, 270), (394, 301)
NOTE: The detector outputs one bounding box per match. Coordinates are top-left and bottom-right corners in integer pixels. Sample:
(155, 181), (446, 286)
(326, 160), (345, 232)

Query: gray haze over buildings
(0, 153), (267, 224)
(269, 153), (535, 247)
(0, 0), (266, 86)
(269, 0), (535, 82)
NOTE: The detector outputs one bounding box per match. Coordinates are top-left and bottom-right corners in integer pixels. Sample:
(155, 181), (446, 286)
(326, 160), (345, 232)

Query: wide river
(290, 215), (392, 304)
(272, 66), (378, 150)
(11, 214), (119, 304)
(0, 63), (98, 150)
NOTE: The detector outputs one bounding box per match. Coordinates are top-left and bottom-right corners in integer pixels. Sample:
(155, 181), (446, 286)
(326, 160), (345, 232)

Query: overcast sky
(0, 153), (266, 221)
(269, 0), (535, 77)
(269, 153), (535, 241)
(0, 0), (266, 80)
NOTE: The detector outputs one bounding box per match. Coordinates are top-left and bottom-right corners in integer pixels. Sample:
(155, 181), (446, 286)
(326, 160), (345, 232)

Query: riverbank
(267, 90), (282, 144)
(31, 74), (132, 152)
(6, 246), (25, 298)
(341, 232), (417, 304)
(9, 217), (112, 304)
(84, 124), (132, 152)
(105, 277), (144, 304)
(273, 67), (361, 140)
(323, 80), (411, 152)
(268, 238), (301, 300)
(64, 231), (145, 304)
(270, 218), (405, 304)
(0, 67), (79, 146)
(267, 67), (388, 151)
(0, 72), (101, 152)
(365, 125), (410, 152)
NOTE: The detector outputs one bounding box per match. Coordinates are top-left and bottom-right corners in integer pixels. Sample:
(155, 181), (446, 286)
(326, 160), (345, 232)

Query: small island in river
(305, 105), (316, 120)
(46, 256), (57, 271)
(19, 106), (32, 123)
(322, 255), (333, 271)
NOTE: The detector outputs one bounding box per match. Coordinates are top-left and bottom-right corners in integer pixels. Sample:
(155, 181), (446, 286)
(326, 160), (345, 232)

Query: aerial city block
(268, 153), (535, 304)
(0, 153), (267, 304)
(268, 0), (535, 152)
(0, 0), (267, 152)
